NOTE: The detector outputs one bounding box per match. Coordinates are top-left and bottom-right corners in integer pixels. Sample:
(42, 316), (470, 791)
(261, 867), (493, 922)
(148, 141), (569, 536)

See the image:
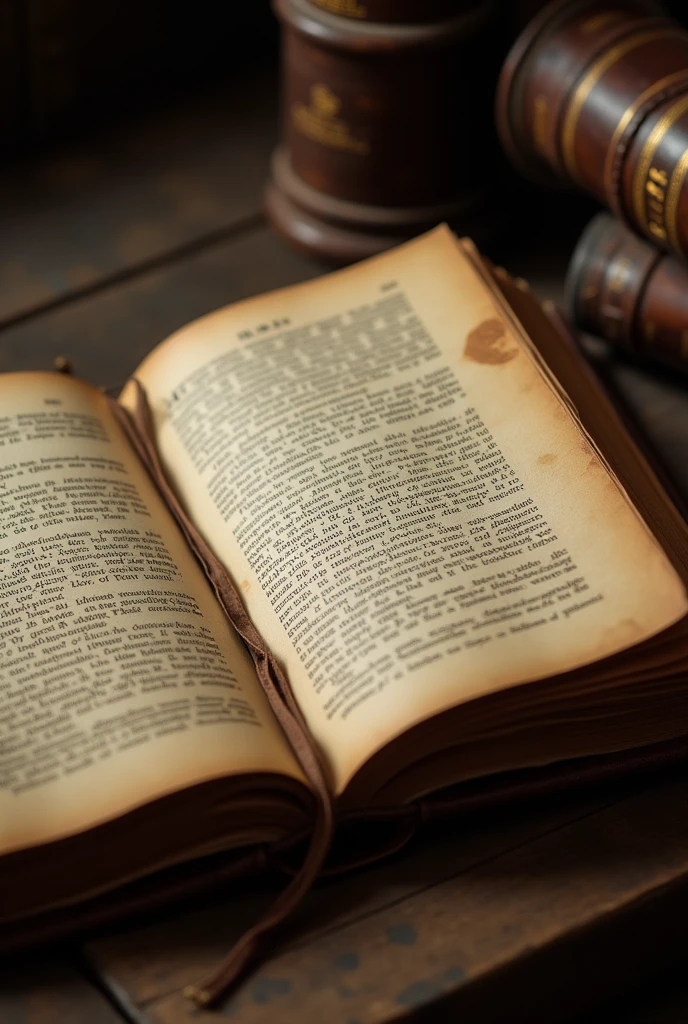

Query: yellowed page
(127, 225), (688, 794)
(0, 374), (304, 855)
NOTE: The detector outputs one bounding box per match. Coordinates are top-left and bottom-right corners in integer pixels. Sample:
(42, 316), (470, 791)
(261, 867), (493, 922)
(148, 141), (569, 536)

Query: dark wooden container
(265, 0), (499, 263)
(306, 0), (471, 22)
(496, 0), (688, 260)
(567, 212), (688, 370)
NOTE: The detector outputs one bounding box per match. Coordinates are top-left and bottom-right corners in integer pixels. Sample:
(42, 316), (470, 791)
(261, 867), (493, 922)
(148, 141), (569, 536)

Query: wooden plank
(0, 224), (322, 386)
(100, 772), (688, 1024)
(84, 788), (617, 1007)
(0, 958), (124, 1023)
(0, 61), (278, 327)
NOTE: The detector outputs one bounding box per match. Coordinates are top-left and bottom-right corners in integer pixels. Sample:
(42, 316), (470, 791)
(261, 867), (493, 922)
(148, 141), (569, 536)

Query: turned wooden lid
(274, 0), (496, 51)
(305, 0), (474, 23)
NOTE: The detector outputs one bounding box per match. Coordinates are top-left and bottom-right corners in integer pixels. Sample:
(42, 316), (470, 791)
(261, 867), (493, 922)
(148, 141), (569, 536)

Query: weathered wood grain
(84, 789), (617, 1007)
(0, 958), (122, 1023)
(95, 772), (688, 1024)
(0, 224), (322, 386)
(0, 63), (278, 328)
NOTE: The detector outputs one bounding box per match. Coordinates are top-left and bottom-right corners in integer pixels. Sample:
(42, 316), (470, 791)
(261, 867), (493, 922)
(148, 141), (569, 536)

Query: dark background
(2, 0), (686, 155)
(4, 3), (688, 1022)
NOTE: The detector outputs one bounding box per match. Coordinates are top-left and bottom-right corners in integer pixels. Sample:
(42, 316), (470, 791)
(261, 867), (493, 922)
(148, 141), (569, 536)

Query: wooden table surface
(2, 58), (688, 1024)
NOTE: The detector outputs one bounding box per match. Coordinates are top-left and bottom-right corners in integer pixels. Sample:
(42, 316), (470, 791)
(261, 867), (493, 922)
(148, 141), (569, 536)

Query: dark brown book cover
(567, 212), (688, 371)
(496, 0), (688, 259)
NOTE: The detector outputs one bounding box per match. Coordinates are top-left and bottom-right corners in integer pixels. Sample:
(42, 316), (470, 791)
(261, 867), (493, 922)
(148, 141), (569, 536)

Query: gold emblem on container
(292, 84), (369, 154)
(311, 84), (341, 118)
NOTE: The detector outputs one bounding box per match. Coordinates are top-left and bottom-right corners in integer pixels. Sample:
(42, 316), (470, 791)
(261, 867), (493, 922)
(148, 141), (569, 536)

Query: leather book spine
(265, 0), (499, 263)
(567, 212), (688, 371)
(496, 0), (688, 260)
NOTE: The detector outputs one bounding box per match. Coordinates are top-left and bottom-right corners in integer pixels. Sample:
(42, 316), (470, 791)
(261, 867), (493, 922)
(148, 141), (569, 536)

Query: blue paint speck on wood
(387, 923), (418, 946)
(396, 979), (442, 1008)
(334, 952), (360, 971)
(250, 977), (292, 1005)
(396, 967), (466, 1008)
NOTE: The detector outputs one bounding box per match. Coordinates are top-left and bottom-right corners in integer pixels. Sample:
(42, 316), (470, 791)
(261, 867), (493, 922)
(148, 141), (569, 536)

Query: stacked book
(497, 0), (688, 372)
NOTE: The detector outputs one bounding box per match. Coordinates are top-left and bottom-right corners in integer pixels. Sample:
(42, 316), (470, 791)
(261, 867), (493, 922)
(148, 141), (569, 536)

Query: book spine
(567, 212), (688, 372)
(496, 0), (688, 260)
(265, 0), (499, 263)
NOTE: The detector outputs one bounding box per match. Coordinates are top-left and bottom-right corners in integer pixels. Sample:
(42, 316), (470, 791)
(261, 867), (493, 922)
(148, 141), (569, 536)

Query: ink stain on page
(600, 618), (641, 649)
(464, 318), (517, 365)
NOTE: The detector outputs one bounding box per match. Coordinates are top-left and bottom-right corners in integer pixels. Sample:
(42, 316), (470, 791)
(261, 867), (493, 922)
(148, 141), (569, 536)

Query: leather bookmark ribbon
(110, 381), (335, 1009)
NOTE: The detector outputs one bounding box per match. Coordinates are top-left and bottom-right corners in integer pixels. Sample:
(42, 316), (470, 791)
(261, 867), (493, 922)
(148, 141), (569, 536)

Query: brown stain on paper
(600, 618), (642, 650)
(538, 453), (558, 466)
(464, 318), (517, 365)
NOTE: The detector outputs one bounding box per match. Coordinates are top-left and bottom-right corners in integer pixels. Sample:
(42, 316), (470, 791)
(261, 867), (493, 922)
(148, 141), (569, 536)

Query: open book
(3, 227), (688, 1001)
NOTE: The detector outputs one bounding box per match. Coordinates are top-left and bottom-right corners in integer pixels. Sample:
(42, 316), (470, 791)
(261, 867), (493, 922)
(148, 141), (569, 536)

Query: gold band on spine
(602, 69), (688, 202)
(665, 146), (688, 256)
(561, 28), (679, 183)
(632, 92), (688, 232)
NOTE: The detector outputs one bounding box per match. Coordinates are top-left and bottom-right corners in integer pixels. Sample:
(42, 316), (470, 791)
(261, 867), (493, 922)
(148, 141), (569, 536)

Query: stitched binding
(109, 382), (335, 1009)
